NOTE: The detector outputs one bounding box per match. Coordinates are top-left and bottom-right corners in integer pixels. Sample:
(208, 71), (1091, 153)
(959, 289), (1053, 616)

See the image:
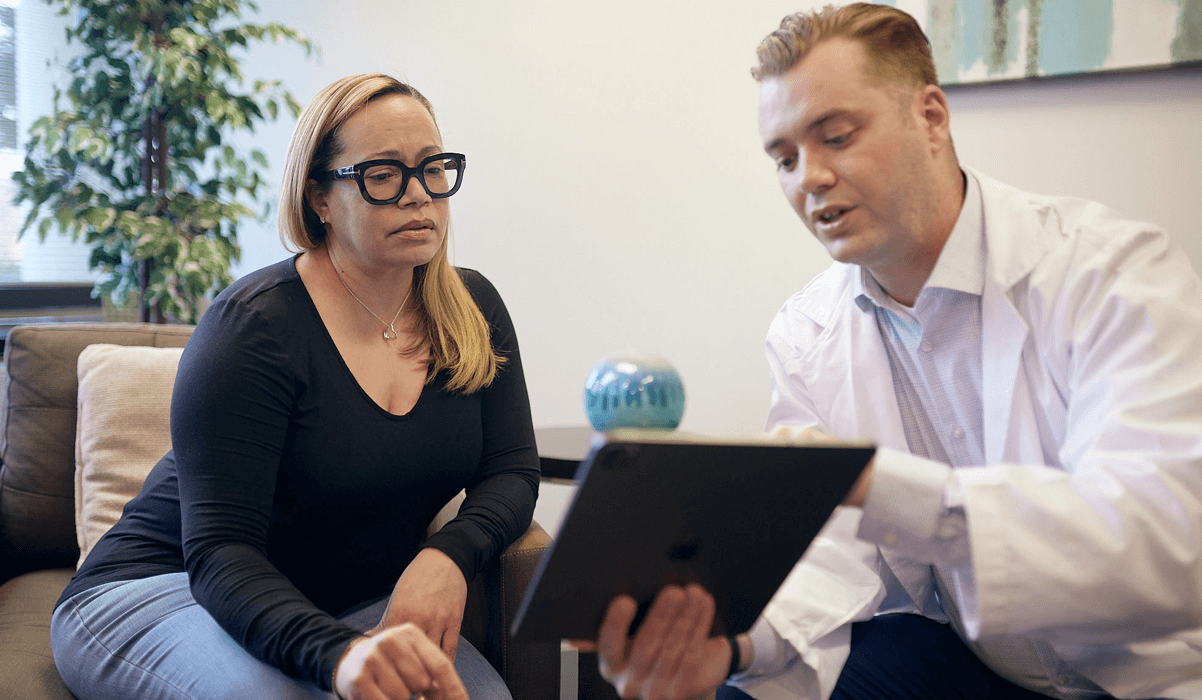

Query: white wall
(233, 0), (1202, 437)
(234, 0), (816, 436)
(21, 1), (1190, 436)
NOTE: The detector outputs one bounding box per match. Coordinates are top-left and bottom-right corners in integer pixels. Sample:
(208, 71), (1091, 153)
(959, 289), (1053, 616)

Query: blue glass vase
(583, 354), (686, 431)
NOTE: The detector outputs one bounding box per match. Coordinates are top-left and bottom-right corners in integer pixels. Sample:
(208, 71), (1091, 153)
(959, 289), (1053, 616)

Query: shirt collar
(854, 169), (985, 313)
(923, 170), (984, 296)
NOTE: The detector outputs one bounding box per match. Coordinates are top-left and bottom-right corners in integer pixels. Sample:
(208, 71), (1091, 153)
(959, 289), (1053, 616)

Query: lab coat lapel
(972, 167), (1056, 465)
(980, 280), (1029, 464)
(815, 288), (908, 451)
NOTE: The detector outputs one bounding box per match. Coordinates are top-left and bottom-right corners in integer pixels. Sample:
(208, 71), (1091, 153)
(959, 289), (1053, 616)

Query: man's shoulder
(768, 262), (857, 340)
(972, 167), (1175, 287)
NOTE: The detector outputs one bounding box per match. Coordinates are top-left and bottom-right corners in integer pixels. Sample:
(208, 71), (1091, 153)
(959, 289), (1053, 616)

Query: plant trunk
(140, 107), (167, 324)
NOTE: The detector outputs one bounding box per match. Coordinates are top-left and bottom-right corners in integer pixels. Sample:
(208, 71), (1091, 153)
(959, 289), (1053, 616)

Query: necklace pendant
(383, 324), (398, 341)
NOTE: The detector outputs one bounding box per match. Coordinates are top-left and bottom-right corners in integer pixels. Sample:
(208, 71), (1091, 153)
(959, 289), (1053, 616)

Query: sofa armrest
(461, 519), (557, 700)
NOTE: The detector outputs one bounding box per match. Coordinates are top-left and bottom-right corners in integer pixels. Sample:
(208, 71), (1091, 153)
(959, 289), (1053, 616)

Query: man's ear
(918, 84), (952, 154)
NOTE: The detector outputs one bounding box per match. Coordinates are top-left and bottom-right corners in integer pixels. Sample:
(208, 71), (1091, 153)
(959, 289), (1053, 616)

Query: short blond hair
(278, 74), (503, 393)
(752, 3), (938, 88)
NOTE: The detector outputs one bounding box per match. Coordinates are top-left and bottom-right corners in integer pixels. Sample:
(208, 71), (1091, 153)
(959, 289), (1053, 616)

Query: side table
(535, 426), (621, 700)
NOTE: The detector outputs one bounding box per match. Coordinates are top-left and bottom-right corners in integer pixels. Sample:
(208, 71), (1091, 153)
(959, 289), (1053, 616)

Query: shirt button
(883, 532), (900, 546)
(953, 427), (965, 439)
(921, 341), (933, 352)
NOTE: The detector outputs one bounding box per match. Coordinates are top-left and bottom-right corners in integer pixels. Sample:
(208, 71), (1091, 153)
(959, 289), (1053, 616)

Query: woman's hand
(379, 548), (468, 658)
(334, 624), (467, 700)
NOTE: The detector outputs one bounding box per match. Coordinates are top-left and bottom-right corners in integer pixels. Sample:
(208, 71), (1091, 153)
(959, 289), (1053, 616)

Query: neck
(320, 245), (416, 321)
(871, 167), (967, 306)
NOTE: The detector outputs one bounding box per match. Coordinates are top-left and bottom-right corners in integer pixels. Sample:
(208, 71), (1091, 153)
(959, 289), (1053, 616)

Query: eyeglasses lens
(362, 157), (461, 201)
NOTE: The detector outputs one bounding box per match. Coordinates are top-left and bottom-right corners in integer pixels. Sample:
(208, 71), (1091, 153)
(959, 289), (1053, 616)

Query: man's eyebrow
(805, 109), (848, 134)
(763, 110), (851, 152)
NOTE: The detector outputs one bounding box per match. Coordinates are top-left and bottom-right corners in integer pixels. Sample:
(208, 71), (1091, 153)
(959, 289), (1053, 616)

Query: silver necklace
(330, 261), (412, 341)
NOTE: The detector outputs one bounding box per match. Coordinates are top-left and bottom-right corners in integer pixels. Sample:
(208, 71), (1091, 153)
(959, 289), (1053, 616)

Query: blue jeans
(51, 572), (511, 700)
(716, 614), (1119, 700)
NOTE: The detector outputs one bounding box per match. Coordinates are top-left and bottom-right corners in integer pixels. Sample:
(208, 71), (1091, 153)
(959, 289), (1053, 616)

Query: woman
(50, 74), (540, 700)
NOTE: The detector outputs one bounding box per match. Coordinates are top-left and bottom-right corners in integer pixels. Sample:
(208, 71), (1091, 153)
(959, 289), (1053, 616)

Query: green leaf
(23, 0), (313, 319)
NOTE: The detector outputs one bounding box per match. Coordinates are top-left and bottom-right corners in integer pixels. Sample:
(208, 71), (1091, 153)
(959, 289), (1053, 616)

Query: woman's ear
(306, 180), (330, 224)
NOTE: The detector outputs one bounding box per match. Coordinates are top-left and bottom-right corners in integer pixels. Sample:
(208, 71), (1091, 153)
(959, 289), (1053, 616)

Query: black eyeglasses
(316, 152), (466, 205)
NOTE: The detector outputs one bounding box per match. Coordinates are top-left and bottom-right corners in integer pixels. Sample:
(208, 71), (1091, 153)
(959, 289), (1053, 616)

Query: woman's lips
(392, 220), (437, 237)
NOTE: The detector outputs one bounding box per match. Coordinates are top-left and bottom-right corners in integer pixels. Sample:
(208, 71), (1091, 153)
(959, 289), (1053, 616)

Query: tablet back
(510, 431), (874, 642)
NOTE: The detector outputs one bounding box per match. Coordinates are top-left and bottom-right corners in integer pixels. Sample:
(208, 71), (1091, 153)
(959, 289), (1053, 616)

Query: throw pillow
(74, 344), (184, 568)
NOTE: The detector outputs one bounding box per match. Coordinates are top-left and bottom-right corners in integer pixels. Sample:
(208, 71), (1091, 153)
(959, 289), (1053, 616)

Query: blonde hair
(752, 3), (938, 88)
(279, 73), (503, 393)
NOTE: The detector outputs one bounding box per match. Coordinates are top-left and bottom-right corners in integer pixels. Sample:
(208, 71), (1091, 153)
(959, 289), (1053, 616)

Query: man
(581, 4), (1202, 699)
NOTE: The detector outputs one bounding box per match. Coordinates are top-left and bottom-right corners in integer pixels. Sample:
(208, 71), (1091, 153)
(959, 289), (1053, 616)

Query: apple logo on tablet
(668, 538), (701, 561)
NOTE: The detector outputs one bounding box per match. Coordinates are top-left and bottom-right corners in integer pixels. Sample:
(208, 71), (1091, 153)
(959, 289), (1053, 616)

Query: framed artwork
(883, 0), (1202, 85)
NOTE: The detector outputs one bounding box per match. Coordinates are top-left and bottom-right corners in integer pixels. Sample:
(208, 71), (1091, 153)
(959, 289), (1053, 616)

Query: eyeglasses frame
(316, 152), (466, 205)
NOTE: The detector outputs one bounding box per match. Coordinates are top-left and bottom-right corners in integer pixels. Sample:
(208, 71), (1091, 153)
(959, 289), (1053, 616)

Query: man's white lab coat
(743, 168), (1202, 700)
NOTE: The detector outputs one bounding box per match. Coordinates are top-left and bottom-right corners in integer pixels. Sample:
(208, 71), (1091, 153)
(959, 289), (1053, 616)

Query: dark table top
(535, 426), (594, 481)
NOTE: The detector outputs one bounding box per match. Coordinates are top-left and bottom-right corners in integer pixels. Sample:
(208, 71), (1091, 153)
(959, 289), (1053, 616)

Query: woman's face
(311, 94), (450, 274)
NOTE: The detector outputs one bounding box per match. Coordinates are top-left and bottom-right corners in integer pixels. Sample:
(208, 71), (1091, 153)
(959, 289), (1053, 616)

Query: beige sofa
(0, 322), (558, 700)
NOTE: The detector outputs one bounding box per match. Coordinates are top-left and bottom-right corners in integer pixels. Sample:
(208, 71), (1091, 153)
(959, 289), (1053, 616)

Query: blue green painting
(880, 0), (1202, 84)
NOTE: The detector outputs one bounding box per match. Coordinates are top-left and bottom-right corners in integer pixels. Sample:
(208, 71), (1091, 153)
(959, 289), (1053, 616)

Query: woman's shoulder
(454, 266), (503, 307)
(454, 266), (490, 292)
(214, 256), (302, 307)
(192, 256), (312, 352)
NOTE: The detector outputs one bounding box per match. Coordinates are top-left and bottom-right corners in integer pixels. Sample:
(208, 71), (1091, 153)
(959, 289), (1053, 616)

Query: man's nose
(800, 152), (836, 195)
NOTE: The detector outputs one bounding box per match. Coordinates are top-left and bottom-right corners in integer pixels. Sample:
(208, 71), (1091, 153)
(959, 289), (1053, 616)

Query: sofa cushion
(0, 323), (193, 579)
(74, 345), (183, 568)
(0, 567), (76, 700)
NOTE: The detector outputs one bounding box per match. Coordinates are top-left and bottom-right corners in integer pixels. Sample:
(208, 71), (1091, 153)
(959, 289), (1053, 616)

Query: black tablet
(510, 428), (875, 642)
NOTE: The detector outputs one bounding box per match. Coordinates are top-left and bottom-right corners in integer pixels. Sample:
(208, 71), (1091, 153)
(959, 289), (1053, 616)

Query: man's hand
(843, 457), (874, 507)
(334, 624), (468, 700)
(378, 548), (468, 659)
(770, 425), (828, 442)
(575, 584), (733, 700)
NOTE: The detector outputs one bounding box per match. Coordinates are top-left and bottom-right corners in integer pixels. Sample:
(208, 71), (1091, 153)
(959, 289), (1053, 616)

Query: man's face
(758, 38), (941, 274)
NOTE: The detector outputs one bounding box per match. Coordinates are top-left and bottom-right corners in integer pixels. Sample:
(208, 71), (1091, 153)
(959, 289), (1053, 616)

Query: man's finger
(597, 595), (639, 679)
(622, 586), (687, 692)
(772, 424), (828, 441)
(646, 585), (711, 699)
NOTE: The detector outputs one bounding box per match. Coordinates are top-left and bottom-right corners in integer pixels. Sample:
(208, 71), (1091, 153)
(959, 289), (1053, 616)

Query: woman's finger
(403, 629), (468, 700)
(440, 622), (460, 660)
(364, 652), (415, 700)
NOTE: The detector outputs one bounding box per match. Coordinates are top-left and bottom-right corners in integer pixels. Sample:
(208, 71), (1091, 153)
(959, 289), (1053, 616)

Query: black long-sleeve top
(58, 257), (540, 689)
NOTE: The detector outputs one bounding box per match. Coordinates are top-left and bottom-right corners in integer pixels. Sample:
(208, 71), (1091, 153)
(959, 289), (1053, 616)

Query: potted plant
(12, 0), (311, 323)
